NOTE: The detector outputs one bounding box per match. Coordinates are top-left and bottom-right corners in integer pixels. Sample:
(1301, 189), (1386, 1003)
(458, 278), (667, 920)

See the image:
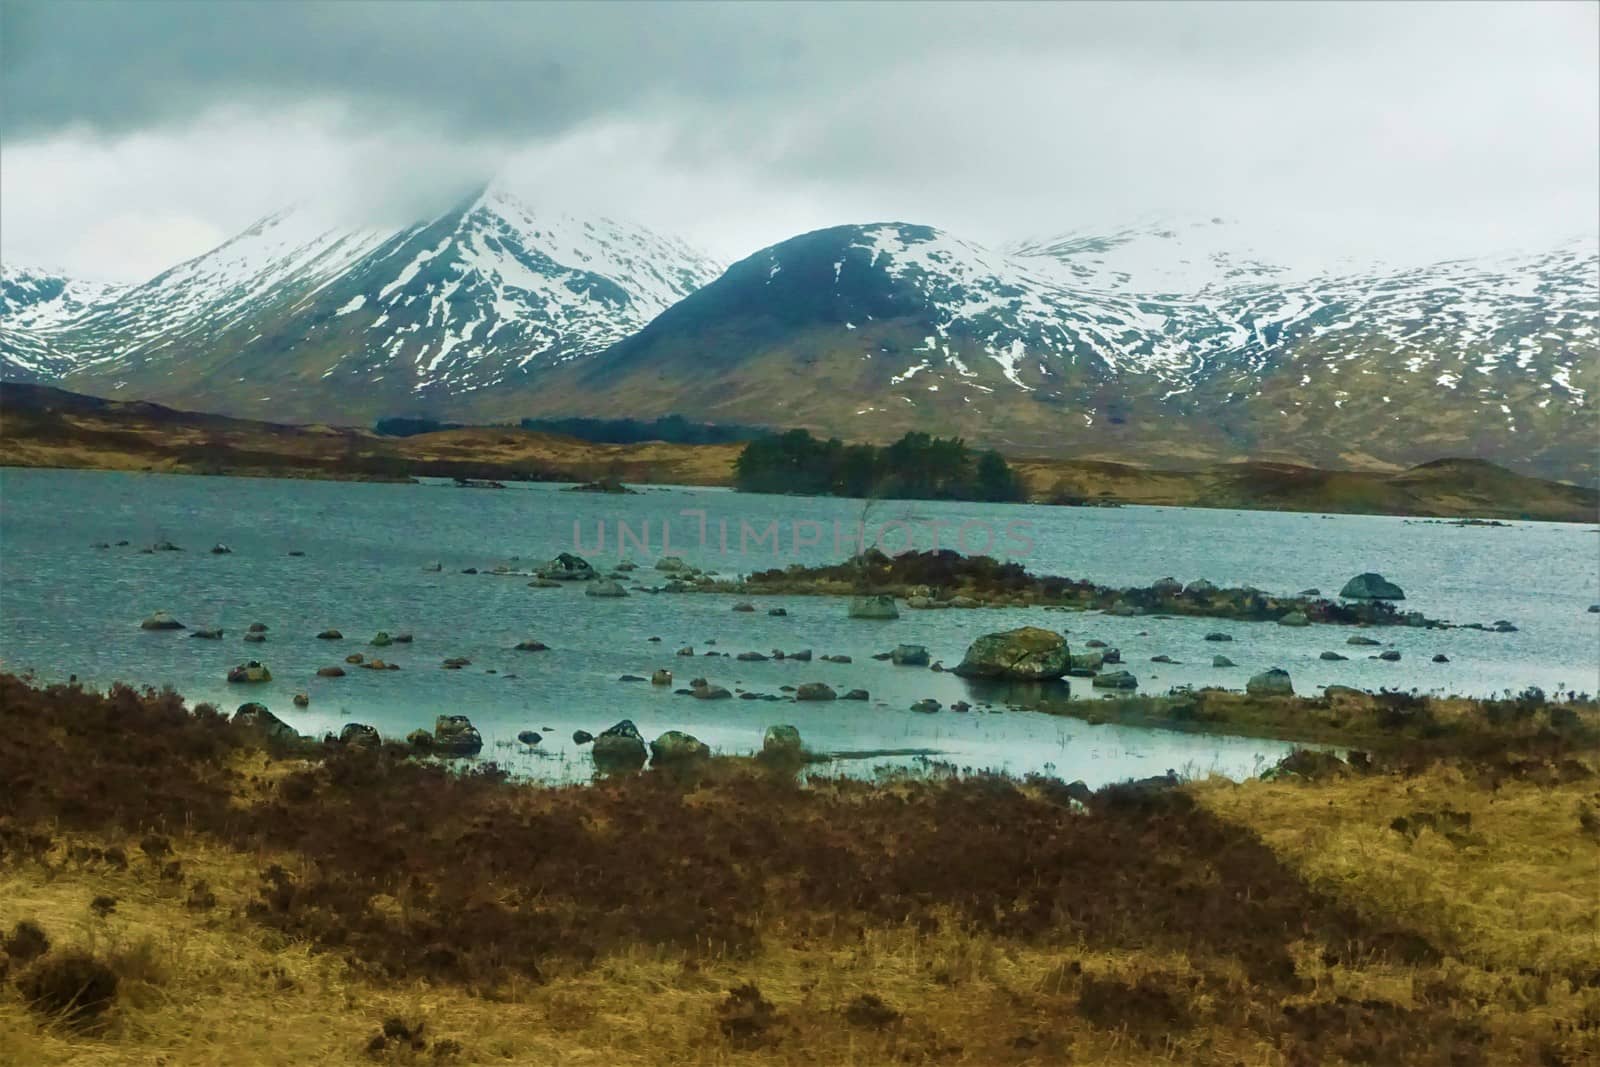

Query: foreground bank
(1, 674), (1597, 1066)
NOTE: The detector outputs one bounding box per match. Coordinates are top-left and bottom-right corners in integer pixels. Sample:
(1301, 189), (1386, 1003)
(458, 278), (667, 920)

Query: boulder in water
(433, 715), (483, 757)
(517, 730), (542, 746)
(190, 628), (223, 640)
(1246, 668), (1293, 696)
(538, 553), (597, 581)
(910, 698), (942, 713)
(890, 644), (930, 667)
(651, 669), (673, 686)
(243, 632), (266, 643)
(316, 629), (343, 640)
(1339, 573), (1405, 600)
(952, 627), (1070, 680)
(1319, 651), (1348, 661)
(842, 689), (870, 701)
(592, 733), (647, 772)
(1347, 635), (1381, 646)
(1278, 611), (1311, 627)
(1212, 655), (1236, 668)
(1091, 670), (1138, 690)
(848, 595), (899, 620)
(247, 622), (268, 634)
(1432, 653), (1450, 663)
(585, 579), (628, 597)
(1377, 650), (1402, 662)
(370, 632), (392, 647)
(732, 602), (756, 613)
(140, 612), (184, 631)
(796, 682), (836, 701)
(316, 666), (345, 678)
(227, 661), (271, 684)
(572, 730), (595, 745)
(1204, 632), (1233, 642)
(514, 640), (549, 652)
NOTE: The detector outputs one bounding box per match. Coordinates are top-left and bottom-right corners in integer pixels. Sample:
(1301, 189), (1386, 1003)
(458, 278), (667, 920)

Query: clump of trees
(733, 429), (1027, 502)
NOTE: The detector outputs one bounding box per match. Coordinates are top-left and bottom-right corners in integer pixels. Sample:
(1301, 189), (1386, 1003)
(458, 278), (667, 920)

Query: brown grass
(2, 673), (1598, 1065)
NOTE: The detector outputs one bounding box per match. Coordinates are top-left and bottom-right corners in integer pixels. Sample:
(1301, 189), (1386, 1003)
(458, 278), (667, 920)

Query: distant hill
(3, 384), (1593, 522)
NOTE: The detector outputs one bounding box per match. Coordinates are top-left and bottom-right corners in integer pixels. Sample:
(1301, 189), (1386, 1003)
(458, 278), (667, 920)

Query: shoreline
(4, 382), (1597, 522)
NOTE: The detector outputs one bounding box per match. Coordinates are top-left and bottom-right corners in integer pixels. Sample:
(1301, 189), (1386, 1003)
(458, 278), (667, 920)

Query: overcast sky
(2, 0), (1596, 282)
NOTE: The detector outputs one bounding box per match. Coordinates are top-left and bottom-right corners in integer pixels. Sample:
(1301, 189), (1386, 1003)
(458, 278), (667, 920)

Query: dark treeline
(733, 429), (1028, 502)
(373, 414), (767, 445)
(518, 414), (768, 445)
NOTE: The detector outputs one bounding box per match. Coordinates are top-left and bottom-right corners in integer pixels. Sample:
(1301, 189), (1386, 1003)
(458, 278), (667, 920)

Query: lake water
(2, 468), (1596, 786)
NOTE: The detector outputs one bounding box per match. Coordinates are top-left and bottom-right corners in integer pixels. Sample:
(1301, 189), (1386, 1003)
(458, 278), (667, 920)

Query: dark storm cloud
(0, 1), (1594, 281)
(2, 0), (1376, 140)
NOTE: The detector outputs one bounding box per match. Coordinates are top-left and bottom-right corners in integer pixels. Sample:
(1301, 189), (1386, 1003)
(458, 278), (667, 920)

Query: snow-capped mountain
(6, 203), (1595, 480)
(509, 221), (1596, 481)
(35, 188), (722, 420)
(0, 266), (126, 380)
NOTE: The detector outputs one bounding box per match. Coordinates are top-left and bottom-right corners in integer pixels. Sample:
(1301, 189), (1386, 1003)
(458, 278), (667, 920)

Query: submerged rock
(954, 627), (1070, 680)
(1347, 635), (1382, 646)
(247, 622), (268, 634)
(316, 666), (345, 678)
(732, 602), (756, 612)
(1212, 655), (1236, 668)
(1377, 650), (1402, 662)
(585, 579), (628, 597)
(190, 628), (223, 640)
(514, 640), (549, 652)
(848, 595), (899, 620)
(1091, 670), (1138, 690)
(910, 698), (942, 713)
(1339, 573), (1406, 600)
(370, 632), (392, 647)
(1246, 668), (1294, 696)
(243, 632), (266, 643)
(1204, 632), (1233, 642)
(1432, 653), (1450, 663)
(316, 629), (343, 640)
(1277, 611), (1311, 627)
(1320, 651), (1348, 661)
(768, 607), (788, 616)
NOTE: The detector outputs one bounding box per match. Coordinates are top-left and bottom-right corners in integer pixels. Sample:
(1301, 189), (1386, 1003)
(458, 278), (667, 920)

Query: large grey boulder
(592, 720), (647, 770)
(795, 682), (836, 701)
(649, 730), (711, 765)
(953, 627), (1070, 681)
(433, 715), (484, 757)
(1339, 573), (1405, 600)
(762, 724), (804, 760)
(538, 552), (597, 581)
(140, 611), (185, 631)
(232, 703), (300, 745)
(338, 722), (381, 749)
(585, 579), (628, 597)
(226, 661), (271, 684)
(848, 595), (899, 619)
(1246, 668), (1294, 696)
(1278, 611), (1310, 627)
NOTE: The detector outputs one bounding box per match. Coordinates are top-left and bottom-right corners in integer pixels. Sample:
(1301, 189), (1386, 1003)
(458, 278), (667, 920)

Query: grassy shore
(2, 673), (1597, 1065)
(5, 383), (1596, 520)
